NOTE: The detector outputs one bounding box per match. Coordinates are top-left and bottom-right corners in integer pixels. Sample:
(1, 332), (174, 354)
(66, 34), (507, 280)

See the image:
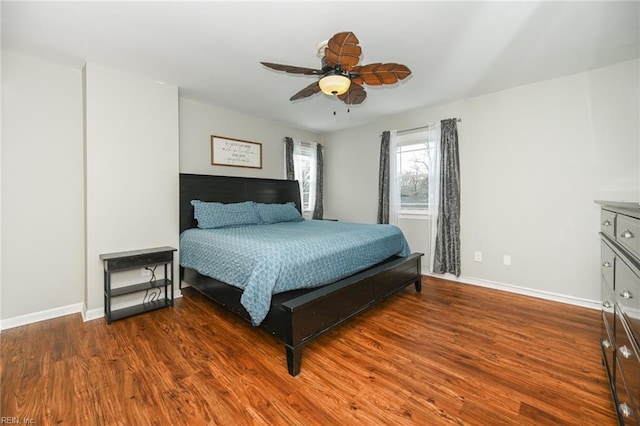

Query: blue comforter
(179, 220), (410, 325)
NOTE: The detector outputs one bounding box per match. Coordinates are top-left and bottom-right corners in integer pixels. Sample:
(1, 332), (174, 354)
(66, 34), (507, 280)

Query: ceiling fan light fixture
(319, 74), (351, 96)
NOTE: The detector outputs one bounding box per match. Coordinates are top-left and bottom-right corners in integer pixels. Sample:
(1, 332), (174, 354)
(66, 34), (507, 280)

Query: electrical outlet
(474, 251), (482, 262)
(503, 255), (511, 266)
(141, 267), (151, 277)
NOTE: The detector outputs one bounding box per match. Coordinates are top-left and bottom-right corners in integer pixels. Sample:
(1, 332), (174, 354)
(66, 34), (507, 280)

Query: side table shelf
(100, 246), (177, 323)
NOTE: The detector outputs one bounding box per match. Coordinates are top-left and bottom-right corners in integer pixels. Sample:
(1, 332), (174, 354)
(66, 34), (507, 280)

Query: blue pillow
(191, 200), (260, 229)
(255, 202), (303, 224)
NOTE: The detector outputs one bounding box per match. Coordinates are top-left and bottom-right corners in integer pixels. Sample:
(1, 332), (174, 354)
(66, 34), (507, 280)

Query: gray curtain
(433, 119), (461, 276)
(284, 137), (295, 180)
(312, 144), (324, 219)
(377, 131), (391, 224)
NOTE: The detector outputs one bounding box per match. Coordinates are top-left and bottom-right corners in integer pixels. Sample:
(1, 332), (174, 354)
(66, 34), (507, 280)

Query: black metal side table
(100, 246), (176, 323)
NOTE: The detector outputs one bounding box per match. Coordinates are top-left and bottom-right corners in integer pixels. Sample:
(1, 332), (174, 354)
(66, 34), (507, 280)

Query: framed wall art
(211, 135), (262, 169)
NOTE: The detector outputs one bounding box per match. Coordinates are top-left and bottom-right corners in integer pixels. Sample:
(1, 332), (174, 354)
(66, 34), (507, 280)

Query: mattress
(179, 219), (410, 325)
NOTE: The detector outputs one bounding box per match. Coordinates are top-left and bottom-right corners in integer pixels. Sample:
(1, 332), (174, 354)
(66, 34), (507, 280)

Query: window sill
(399, 212), (431, 221)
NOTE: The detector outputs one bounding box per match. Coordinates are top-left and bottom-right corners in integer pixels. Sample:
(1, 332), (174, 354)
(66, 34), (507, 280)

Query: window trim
(395, 130), (433, 216)
(287, 139), (319, 218)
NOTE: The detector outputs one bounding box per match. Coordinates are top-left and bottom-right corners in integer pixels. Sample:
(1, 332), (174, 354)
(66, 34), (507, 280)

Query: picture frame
(211, 135), (262, 169)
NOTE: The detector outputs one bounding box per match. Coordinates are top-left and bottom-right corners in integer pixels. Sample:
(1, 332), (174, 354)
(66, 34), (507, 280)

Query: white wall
(84, 63), (179, 317)
(1, 52), (85, 319)
(179, 98), (321, 177)
(0, 55), (318, 327)
(324, 59), (639, 305)
(588, 60), (639, 200)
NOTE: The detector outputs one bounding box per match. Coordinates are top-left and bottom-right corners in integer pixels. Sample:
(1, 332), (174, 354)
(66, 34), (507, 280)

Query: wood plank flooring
(1, 276), (617, 425)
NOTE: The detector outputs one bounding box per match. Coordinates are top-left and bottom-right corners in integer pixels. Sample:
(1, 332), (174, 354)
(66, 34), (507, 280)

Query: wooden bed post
(285, 344), (302, 376)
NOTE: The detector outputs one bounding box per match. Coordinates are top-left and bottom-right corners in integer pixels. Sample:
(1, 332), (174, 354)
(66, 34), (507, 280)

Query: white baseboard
(0, 302), (84, 330)
(0, 289), (184, 329)
(83, 288), (183, 322)
(426, 272), (601, 310)
(82, 298), (153, 322)
(82, 306), (105, 322)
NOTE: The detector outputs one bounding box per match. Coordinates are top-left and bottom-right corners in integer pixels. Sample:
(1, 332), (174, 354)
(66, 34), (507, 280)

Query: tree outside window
(397, 140), (434, 212)
(295, 152), (312, 211)
(291, 142), (317, 218)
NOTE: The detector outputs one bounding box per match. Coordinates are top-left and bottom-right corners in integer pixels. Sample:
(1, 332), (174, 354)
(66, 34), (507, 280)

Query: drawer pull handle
(602, 220), (611, 227)
(602, 300), (612, 309)
(602, 339), (611, 349)
(619, 345), (633, 359)
(621, 230), (634, 239)
(602, 261), (611, 268)
(619, 402), (632, 418)
(620, 289), (633, 299)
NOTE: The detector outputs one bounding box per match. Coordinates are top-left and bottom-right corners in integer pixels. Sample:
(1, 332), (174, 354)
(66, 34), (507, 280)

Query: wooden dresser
(598, 201), (640, 425)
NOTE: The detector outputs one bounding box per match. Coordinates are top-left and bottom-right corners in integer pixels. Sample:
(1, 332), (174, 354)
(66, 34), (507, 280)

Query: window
(395, 130), (435, 214)
(294, 144), (316, 213)
(288, 140), (319, 218)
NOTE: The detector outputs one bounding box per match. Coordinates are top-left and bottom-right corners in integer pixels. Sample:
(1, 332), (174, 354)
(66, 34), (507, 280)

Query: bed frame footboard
(279, 253), (423, 375)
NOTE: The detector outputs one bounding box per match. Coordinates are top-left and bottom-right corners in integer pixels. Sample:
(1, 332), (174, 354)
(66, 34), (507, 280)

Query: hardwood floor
(1, 276), (617, 425)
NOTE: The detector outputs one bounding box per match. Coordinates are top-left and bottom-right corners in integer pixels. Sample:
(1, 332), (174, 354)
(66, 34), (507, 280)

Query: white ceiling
(2, 1), (639, 134)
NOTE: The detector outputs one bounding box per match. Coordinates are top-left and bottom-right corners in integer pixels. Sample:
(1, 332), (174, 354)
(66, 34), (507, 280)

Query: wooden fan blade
(290, 81), (322, 101)
(261, 62), (322, 75)
(324, 32), (362, 71)
(350, 63), (411, 86)
(338, 82), (366, 105)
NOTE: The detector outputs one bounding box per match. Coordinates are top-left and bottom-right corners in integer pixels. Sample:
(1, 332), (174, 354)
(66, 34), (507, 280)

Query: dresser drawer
(616, 314), (640, 425)
(602, 240), (616, 290)
(615, 359), (638, 425)
(602, 209), (617, 239)
(618, 214), (640, 259)
(617, 257), (640, 342)
(602, 279), (615, 340)
(602, 315), (614, 378)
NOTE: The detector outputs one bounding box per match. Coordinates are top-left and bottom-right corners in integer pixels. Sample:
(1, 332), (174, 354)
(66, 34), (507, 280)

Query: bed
(179, 173), (423, 376)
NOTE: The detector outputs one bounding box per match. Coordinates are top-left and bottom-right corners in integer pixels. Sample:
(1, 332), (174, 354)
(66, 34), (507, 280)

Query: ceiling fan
(261, 31), (411, 105)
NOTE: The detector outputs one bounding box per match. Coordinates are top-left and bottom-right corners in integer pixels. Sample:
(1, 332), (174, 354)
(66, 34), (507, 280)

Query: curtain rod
(283, 139), (322, 147)
(398, 118), (462, 135)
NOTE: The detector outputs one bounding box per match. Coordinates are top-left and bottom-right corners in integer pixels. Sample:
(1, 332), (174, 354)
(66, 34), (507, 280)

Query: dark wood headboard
(179, 173), (302, 233)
